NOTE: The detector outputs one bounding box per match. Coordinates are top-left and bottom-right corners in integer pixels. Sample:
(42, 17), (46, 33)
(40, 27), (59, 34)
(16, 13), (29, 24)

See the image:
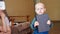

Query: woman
(1, 10), (11, 33)
(0, 0), (11, 34)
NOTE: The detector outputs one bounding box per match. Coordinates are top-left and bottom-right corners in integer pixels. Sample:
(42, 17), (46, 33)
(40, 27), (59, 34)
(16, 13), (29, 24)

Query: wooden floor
(49, 21), (60, 34)
(0, 21), (60, 34)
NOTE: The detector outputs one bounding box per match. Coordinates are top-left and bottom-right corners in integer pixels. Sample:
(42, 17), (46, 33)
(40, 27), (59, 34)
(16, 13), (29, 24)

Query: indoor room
(0, 0), (60, 34)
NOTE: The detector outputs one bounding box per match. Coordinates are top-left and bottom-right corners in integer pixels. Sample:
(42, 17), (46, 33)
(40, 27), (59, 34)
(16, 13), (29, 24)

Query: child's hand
(34, 21), (39, 27)
(47, 20), (51, 25)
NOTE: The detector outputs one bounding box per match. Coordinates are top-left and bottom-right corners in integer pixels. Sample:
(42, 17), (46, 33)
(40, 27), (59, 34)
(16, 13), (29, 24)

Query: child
(30, 2), (52, 34)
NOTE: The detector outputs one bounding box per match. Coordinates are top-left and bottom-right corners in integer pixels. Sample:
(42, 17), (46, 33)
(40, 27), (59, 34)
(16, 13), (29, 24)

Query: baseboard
(51, 20), (60, 23)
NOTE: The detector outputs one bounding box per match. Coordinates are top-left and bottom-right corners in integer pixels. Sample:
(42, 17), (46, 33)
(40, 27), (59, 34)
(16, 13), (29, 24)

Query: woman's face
(0, 10), (3, 16)
(0, 10), (6, 18)
(0, 10), (5, 17)
(0, 26), (2, 31)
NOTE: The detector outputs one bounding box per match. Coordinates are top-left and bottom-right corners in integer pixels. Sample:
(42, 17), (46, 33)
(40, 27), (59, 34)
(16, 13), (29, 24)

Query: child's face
(35, 3), (46, 15)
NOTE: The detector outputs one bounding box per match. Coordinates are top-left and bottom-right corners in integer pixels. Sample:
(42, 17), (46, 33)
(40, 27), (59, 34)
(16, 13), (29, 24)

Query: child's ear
(44, 8), (46, 11)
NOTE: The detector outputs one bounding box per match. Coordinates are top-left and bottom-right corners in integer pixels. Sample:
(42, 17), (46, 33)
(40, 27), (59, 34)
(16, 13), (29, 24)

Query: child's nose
(39, 9), (41, 12)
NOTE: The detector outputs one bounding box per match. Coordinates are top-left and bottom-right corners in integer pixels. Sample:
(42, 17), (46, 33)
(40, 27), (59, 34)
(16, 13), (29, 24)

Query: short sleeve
(4, 16), (10, 26)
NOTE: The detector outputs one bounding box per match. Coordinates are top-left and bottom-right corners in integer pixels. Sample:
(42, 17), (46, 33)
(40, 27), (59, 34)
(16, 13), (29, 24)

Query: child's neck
(37, 13), (45, 15)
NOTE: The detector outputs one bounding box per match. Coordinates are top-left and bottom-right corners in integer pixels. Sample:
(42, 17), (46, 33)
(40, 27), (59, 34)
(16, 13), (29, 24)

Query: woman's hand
(34, 21), (39, 27)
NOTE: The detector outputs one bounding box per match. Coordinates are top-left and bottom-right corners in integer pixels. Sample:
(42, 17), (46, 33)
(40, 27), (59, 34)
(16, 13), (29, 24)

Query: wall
(5, 0), (35, 21)
(5, 0), (60, 21)
(41, 0), (60, 21)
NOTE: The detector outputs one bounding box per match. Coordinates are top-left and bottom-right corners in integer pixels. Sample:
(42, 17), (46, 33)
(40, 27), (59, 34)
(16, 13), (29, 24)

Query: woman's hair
(2, 10), (10, 21)
(3, 10), (8, 17)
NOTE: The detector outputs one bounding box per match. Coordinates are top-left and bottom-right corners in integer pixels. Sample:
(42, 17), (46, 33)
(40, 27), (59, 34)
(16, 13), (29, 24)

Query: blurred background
(0, 0), (59, 34)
